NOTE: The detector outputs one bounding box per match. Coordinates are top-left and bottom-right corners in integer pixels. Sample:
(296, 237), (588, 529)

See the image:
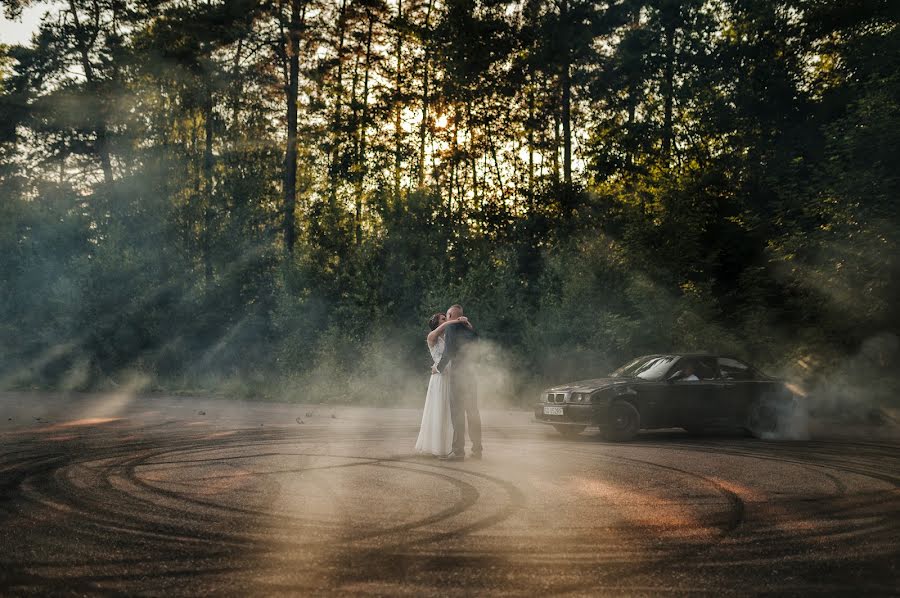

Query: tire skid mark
(633, 439), (853, 495)
(1, 424), (897, 595)
(611, 453), (745, 531)
(122, 449), (424, 526)
(6, 440), (268, 548)
(17, 462), (256, 549)
(471, 440), (752, 595)
(662, 440), (900, 487)
(538, 441), (887, 596)
(6, 431), (522, 554)
(127, 452), (486, 545)
(557, 440), (899, 559)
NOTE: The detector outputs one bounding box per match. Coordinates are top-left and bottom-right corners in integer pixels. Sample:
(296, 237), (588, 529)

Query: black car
(534, 353), (797, 441)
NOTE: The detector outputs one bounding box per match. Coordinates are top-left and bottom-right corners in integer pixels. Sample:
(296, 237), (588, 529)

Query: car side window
(696, 357), (719, 380)
(718, 357), (754, 380)
(669, 357), (719, 380)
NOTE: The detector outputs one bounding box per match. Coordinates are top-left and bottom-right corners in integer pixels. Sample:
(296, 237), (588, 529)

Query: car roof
(634, 354), (761, 370)
(637, 353), (745, 360)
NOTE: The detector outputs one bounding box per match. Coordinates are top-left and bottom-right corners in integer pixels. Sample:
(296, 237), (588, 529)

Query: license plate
(543, 405), (564, 416)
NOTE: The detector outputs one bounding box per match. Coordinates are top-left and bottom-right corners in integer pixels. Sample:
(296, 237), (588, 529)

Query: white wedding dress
(415, 336), (453, 456)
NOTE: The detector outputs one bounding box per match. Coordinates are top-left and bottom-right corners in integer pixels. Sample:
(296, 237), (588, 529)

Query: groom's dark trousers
(436, 324), (483, 456)
(449, 363), (482, 456)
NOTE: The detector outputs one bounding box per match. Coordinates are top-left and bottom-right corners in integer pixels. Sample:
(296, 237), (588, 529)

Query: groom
(435, 304), (483, 461)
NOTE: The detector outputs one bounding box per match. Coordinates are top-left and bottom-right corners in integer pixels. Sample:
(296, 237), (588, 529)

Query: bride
(415, 312), (471, 456)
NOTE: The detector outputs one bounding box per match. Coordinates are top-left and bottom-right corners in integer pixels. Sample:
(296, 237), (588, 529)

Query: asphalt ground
(0, 392), (898, 596)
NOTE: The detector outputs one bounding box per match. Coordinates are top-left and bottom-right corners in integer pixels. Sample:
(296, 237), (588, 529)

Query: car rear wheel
(553, 425), (586, 438)
(605, 401), (640, 442)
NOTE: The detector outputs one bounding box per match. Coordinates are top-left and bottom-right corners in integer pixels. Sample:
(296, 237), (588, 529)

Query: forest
(0, 0), (897, 408)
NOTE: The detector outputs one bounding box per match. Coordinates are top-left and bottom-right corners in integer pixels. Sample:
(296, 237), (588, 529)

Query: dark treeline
(1, 0), (898, 404)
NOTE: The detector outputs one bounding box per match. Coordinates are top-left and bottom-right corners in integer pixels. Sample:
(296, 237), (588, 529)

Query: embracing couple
(415, 304), (482, 461)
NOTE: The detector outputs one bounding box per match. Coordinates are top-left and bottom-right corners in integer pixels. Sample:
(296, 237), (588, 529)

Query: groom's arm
(435, 324), (456, 373)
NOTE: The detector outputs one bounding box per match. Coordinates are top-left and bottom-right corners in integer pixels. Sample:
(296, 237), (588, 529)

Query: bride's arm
(426, 317), (469, 346)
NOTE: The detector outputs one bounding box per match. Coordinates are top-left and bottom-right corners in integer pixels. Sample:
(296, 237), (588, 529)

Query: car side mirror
(666, 370), (683, 383)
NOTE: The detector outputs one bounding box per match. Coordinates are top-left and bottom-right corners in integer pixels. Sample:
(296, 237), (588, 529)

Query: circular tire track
(1, 423), (898, 595)
(2, 429), (525, 558)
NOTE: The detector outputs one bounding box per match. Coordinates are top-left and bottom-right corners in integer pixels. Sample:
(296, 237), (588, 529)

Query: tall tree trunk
(350, 49), (360, 161)
(466, 99), (478, 208)
(560, 0), (572, 187)
(561, 67), (572, 186)
(355, 11), (375, 245)
(527, 80), (534, 206)
(68, 0), (113, 185)
(625, 9), (640, 172)
(486, 122), (504, 203)
(418, 0), (433, 187)
(230, 37), (244, 128)
(393, 0), (403, 200)
(330, 0), (348, 205)
(202, 88), (214, 282)
(190, 113), (200, 257)
(552, 91), (561, 187)
(455, 114), (465, 217)
(662, 16), (676, 162)
(282, 0), (303, 255)
(448, 114), (458, 218)
(228, 37), (245, 217)
(350, 46), (360, 235)
(626, 91), (637, 170)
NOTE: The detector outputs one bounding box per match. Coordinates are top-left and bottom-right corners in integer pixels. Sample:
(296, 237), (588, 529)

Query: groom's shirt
(436, 323), (478, 374)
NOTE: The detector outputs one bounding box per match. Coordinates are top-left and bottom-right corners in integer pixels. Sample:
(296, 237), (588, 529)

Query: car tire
(553, 425), (586, 438)
(746, 398), (778, 439)
(605, 401), (640, 442)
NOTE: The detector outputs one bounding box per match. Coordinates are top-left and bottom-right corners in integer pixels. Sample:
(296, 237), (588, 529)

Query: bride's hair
(428, 313), (444, 331)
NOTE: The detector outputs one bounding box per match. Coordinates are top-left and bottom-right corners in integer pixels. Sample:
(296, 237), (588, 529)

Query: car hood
(545, 377), (637, 393)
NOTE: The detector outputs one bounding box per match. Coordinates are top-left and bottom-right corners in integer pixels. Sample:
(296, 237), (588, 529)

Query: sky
(0, 2), (54, 47)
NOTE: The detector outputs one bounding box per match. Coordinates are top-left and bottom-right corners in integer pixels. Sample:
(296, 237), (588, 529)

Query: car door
(661, 357), (719, 427)
(617, 355), (682, 428)
(716, 357), (757, 424)
(676, 357), (727, 426)
(632, 381), (672, 428)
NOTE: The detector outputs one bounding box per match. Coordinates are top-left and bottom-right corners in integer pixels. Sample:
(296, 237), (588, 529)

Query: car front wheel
(553, 425), (586, 438)
(605, 401), (640, 442)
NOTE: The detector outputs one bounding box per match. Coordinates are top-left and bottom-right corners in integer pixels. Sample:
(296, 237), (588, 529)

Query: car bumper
(533, 403), (596, 425)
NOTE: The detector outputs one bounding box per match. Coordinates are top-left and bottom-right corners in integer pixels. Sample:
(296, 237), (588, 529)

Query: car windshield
(611, 355), (679, 381)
